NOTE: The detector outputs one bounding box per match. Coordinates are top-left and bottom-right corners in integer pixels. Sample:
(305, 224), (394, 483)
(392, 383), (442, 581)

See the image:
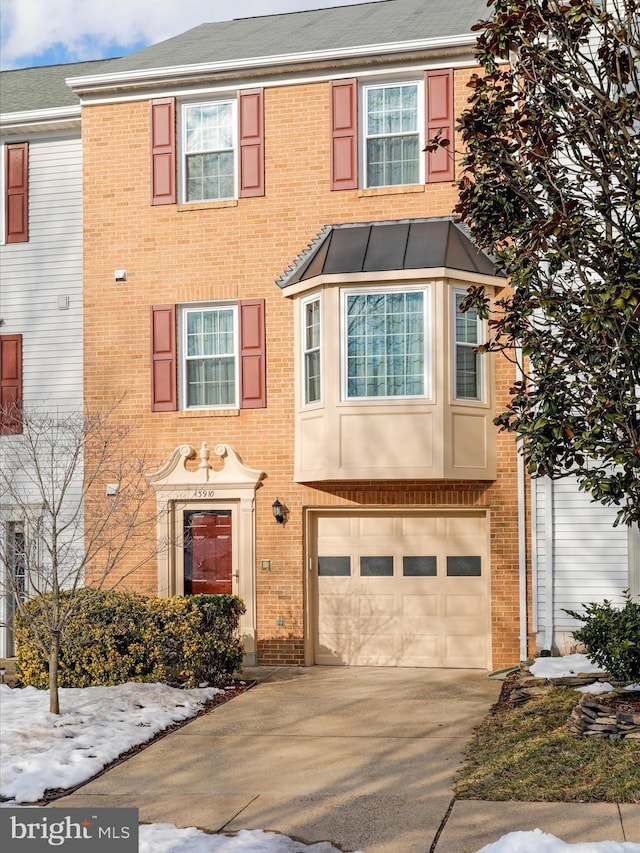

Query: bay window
(453, 288), (482, 400)
(343, 288), (429, 400)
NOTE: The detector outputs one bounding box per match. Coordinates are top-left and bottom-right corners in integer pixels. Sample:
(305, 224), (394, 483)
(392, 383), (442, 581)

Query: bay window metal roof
(275, 218), (503, 289)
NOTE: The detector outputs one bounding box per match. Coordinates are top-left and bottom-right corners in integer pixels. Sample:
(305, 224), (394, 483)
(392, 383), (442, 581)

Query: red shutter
(5, 143), (28, 243)
(239, 89), (264, 198)
(239, 299), (266, 409)
(150, 305), (177, 411)
(425, 69), (454, 183)
(0, 334), (22, 434)
(330, 79), (358, 191)
(150, 99), (176, 205)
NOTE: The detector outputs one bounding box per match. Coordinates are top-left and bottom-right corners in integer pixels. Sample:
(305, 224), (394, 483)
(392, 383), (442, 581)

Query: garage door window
(318, 556), (351, 576)
(403, 556), (437, 576)
(447, 556), (482, 576)
(360, 556), (394, 576)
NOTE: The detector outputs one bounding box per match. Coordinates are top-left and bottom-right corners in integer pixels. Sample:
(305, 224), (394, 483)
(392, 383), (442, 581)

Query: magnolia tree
(453, 0), (640, 525)
(0, 405), (158, 713)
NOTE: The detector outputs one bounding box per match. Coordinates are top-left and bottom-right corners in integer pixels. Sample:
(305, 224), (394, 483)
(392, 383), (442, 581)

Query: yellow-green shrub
(15, 590), (245, 688)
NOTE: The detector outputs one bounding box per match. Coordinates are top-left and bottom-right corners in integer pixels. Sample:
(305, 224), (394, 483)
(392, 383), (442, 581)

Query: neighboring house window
(342, 288), (429, 399)
(150, 91), (264, 205)
(0, 334), (23, 434)
(4, 142), (29, 243)
(330, 70), (453, 191)
(182, 304), (238, 407)
(302, 295), (322, 405)
(183, 102), (236, 202)
(453, 289), (482, 400)
(363, 82), (421, 188)
(150, 300), (266, 411)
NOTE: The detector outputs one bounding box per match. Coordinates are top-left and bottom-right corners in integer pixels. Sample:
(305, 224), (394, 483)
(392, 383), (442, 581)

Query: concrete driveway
(52, 665), (500, 853)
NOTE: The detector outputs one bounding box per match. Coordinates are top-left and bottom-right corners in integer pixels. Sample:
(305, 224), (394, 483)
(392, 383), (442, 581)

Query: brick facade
(82, 68), (532, 669)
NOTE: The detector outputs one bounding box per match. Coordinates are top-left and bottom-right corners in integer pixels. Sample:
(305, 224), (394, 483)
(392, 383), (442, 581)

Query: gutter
(515, 346), (528, 661)
(66, 33), (477, 94)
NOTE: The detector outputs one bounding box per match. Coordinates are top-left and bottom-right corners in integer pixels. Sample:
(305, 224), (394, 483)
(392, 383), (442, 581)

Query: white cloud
(0, 0), (379, 68)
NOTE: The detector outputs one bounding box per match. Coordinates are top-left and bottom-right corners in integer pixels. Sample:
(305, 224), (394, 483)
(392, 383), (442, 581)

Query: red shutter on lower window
(330, 79), (358, 191)
(425, 69), (454, 183)
(239, 299), (266, 409)
(0, 334), (23, 434)
(150, 305), (177, 411)
(239, 89), (264, 198)
(150, 99), (176, 205)
(5, 143), (28, 243)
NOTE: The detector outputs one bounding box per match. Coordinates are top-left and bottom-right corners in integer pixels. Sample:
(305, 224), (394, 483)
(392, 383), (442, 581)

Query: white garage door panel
(314, 511), (490, 668)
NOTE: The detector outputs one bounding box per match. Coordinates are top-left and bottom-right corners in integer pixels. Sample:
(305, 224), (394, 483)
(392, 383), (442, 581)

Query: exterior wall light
(272, 498), (285, 524)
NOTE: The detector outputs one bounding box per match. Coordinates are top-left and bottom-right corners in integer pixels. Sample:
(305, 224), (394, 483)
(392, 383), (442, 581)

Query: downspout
(543, 476), (555, 654)
(531, 477), (539, 636)
(516, 346), (528, 662)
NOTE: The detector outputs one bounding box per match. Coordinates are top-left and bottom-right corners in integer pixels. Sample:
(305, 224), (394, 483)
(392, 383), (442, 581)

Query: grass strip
(455, 687), (640, 802)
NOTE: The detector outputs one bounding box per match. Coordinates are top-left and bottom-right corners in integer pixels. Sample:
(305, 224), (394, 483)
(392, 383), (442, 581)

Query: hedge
(15, 589), (245, 688)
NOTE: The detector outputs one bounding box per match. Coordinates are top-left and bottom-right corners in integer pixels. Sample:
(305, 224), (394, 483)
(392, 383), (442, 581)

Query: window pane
(360, 556), (394, 577)
(318, 557), (351, 576)
(446, 556), (482, 577)
(185, 103), (235, 201)
(403, 556), (437, 577)
(305, 351), (321, 404)
(346, 291), (425, 398)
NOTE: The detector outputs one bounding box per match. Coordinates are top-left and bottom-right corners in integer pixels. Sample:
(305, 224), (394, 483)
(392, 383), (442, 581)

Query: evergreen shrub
(15, 589), (245, 688)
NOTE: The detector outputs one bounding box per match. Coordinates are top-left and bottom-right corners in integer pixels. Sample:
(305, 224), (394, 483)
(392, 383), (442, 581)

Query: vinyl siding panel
(0, 131), (83, 410)
(0, 130), (84, 657)
(534, 476), (629, 650)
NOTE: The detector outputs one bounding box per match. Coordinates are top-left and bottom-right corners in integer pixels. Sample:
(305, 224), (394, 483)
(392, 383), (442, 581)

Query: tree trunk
(49, 630), (60, 714)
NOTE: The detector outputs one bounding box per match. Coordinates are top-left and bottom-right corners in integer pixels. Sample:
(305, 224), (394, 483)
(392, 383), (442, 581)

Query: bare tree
(0, 404), (158, 713)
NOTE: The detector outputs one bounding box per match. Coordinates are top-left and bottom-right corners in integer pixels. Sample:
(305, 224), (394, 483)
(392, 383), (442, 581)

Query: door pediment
(148, 442), (264, 493)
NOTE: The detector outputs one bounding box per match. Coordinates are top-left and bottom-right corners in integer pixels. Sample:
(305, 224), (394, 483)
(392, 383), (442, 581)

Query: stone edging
(502, 663), (640, 740)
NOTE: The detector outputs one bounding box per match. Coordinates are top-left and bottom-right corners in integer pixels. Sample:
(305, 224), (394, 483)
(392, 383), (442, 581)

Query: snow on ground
(1, 665), (639, 853)
(529, 653), (640, 693)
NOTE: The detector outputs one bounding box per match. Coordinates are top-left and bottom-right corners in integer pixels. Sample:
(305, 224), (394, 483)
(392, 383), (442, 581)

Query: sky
(0, 0), (387, 71)
(1, 655), (639, 852)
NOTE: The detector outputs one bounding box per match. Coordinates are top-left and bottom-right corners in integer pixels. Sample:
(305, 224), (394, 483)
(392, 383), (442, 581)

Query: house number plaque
(194, 489), (216, 498)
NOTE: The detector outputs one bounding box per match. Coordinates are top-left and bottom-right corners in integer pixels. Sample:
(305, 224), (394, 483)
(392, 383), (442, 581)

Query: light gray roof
(276, 218), (504, 289)
(0, 59), (118, 114)
(98, 0), (487, 75)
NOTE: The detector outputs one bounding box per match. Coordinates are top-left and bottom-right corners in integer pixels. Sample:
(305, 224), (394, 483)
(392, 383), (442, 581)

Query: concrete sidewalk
(49, 665), (639, 853)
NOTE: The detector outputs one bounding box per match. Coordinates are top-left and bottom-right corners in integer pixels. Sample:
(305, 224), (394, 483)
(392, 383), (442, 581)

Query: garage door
(313, 510), (490, 668)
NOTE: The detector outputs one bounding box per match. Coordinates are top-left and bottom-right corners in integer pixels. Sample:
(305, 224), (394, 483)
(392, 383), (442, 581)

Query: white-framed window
(452, 288), (483, 401)
(362, 81), (423, 188)
(182, 100), (237, 202)
(342, 286), (430, 400)
(181, 304), (239, 409)
(302, 294), (322, 406)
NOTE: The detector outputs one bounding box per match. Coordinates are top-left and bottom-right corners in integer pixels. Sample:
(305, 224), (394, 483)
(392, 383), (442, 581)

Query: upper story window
(302, 294), (322, 405)
(453, 289), (483, 401)
(342, 287), (429, 400)
(182, 305), (238, 408)
(363, 83), (422, 188)
(150, 91), (264, 206)
(183, 102), (236, 202)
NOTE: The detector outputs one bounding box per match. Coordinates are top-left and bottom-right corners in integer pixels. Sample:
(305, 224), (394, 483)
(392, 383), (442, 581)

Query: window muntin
(182, 305), (238, 408)
(364, 83), (421, 188)
(302, 295), (322, 405)
(343, 287), (428, 400)
(453, 289), (482, 400)
(183, 101), (236, 202)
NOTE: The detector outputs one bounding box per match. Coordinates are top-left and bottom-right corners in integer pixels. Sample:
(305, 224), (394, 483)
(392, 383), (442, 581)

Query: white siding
(534, 476), (629, 653)
(0, 129), (84, 657)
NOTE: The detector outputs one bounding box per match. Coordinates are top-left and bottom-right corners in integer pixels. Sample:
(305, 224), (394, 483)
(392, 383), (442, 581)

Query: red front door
(184, 511), (232, 595)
